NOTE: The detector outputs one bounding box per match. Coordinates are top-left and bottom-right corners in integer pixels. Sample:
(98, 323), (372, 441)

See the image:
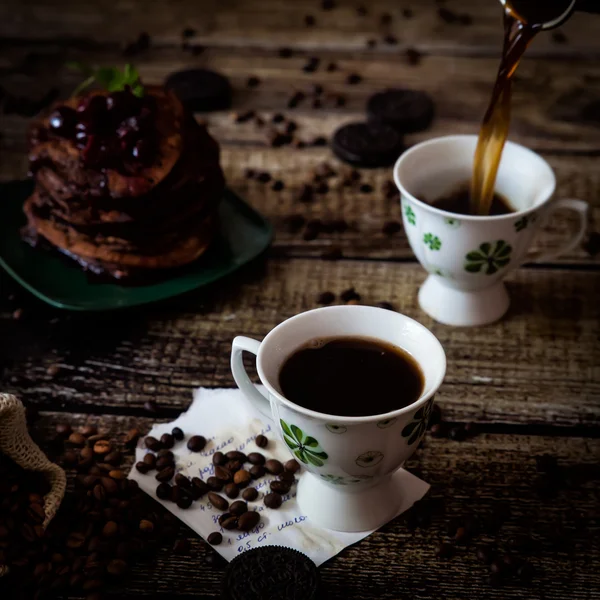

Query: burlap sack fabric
(0, 393), (66, 576)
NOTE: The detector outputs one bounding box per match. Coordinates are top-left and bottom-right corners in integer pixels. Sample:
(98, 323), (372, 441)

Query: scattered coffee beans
(265, 459), (284, 475)
(264, 492), (283, 509)
(242, 487), (259, 502)
(187, 435), (207, 452)
(208, 532), (223, 546)
(208, 492), (229, 511)
(255, 435), (268, 448)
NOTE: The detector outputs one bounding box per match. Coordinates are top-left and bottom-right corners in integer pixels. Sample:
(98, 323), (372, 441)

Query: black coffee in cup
(278, 336), (424, 417)
(431, 182), (516, 216)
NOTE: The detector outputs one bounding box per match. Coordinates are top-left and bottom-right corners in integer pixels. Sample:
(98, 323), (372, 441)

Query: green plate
(0, 180), (272, 311)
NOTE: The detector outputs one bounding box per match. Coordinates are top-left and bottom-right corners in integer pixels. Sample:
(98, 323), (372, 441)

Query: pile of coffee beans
(136, 431), (301, 544)
(1, 423), (182, 599)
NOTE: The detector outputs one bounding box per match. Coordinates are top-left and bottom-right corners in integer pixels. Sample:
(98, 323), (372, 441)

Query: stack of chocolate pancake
(23, 85), (225, 281)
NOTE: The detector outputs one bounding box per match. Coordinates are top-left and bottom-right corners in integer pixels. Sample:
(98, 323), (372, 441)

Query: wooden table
(1, 1), (599, 598)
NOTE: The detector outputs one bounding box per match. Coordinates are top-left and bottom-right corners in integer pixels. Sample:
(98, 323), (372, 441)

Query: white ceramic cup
(230, 305), (446, 532)
(394, 135), (589, 327)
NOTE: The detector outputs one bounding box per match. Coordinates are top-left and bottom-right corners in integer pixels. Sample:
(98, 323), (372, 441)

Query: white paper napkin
(129, 387), (429, 567)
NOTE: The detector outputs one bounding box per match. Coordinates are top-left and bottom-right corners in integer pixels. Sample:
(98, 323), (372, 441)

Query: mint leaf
(67, 62), (144, 96)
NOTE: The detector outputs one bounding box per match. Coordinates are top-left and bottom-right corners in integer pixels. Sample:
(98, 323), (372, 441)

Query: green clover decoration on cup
(281, 419), (328, 467)
(464, 240), (512, 275)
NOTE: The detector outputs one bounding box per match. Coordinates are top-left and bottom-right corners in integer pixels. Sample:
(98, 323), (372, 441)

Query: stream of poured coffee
(470, 12), (540, 215)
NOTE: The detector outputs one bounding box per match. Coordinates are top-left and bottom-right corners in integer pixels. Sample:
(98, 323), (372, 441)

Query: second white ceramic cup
(394, 135), (589, 327)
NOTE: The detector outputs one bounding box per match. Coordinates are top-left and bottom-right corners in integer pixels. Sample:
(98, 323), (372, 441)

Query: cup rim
(255, 305), (447, 424)
(393, 134), (557, 222)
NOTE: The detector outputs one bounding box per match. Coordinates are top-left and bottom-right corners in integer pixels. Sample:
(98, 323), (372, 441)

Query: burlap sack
(0, 393), (66, 577)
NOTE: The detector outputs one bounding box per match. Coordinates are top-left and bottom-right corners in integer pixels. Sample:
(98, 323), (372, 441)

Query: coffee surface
(279, 336), (424, 417)
(433, 183), (515, 216)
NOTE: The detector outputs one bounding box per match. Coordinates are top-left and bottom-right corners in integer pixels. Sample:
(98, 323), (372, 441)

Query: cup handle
(522, 198), (589, 265)
(231, 336), (272, 419)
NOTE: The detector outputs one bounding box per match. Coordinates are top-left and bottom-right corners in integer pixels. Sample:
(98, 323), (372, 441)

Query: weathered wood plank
(3, 46), (600, 153)
(0, 0), (596, 56)
(28, 411), (600, 599)
(1, 138), (597, 264)
(2, 260), (598, 428)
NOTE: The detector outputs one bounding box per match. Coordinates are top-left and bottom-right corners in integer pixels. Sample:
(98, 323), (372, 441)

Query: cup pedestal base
(297, 472), (405, 533)
(418, 275), (510, 327)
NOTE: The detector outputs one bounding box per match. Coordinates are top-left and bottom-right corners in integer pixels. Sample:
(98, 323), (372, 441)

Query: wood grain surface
(26, 411), (600, 600)
(1, 0), (599, 598)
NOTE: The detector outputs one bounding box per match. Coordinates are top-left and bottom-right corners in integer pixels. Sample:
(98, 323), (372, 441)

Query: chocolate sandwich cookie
(367, 89), (435, 133)
(165, 68), (233, 112)
(332, 121), (404, 168)
(222, 547), (319, 600)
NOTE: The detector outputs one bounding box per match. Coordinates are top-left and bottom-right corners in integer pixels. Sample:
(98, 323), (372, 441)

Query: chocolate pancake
(24, 194), (216, 269)
(30, 86), (184, 199)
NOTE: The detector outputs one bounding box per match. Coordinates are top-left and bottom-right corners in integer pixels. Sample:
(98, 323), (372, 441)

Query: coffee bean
(245, 452), (263, 466)
(135, 462), (150, 474)
(63, 450), (78, 466)
(278, 471), (295, 484)
(56, 423), (72, 437)
(106, 558), (128, 577)
(139, 519), (154, 533)
(171, 427), (184, 441)
(175, 473), (191, 488)
(233, 470), (252, 487)
(92, 439), (111, 455)
(68, 432), (86, 446)
(160, 433), (175, 449)
(225, 459), (242, 473)
(208, 532), (222, 546)
(211, 452), (225, 466)
(224, 451), (245, 462)
(435, 542), (454, 559)
(455, 526), (469, 544)
(430, 423), (445, 438)
(270, 480), (291, 494)
(255, 435), (268, 448)
(144, 400), (158, 413)
(105, 451), (122, 466)
(142, 453), (157, 469)
(192, 477), (209, 497)
(215, 466), (232, 482)
(476, 545), (493, 564)
(229, 501), (248, 517)
(156, 483), (172, 500)
(187, 436), (206, 452)
(101, 477), (118, 494)
(264, 492), (283, 509)
(92, 484), (106, 502)
(221, 516), (238, 530)
(177, 495), (193, 509)
(265, 459), (284, 475)
(346, 73), (362, 85)
(284, 459), (301, 473)
(317, 291), (335, 305)
(156, 467), (175, 482)
(490, 559), (505, 574)
(102, 521), (118, 537)
(156, 456), (174, 470)
(207, 476), (223, 491)
(237, 511), (260, 533)
(124, 428), (141, 448)
(109, 469), (126, 480)
(224, 483), (239, 499)
(208, 492), (229, 511)
(242, 487), (258, 502)
(249, 465), (266, 480)
(144, 436), (162, 451)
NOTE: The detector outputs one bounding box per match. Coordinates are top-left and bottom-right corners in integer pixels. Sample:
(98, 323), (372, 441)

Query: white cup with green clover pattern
(394, 135), (589, 327)
(231, 305), (446, 532)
